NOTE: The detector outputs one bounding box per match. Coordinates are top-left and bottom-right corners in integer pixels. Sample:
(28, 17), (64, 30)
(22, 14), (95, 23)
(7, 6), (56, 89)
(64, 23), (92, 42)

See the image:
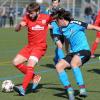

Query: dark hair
(57, 8), (72, 21)
(52, 0), (60, 3)
(26, 2), (40, 13)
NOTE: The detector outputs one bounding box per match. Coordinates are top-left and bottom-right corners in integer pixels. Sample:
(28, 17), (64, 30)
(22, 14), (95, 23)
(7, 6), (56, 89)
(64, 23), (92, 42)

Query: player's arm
(15, 15), (27, 32)
(53, 35), (63, 48)
(87, 24), (100, 31)
(15, 21), (26, 32)
(74, 20), (100, 32)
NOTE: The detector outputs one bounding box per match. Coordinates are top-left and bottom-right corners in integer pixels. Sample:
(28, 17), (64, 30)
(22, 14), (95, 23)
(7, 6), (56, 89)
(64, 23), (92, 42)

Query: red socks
(91, 41), (98, 55)
(16, 64), (27, 74)
(22, 66), (34, 91)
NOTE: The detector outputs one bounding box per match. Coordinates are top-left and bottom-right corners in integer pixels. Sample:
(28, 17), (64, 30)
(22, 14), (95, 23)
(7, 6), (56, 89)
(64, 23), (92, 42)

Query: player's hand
(15, 24), (21, 32)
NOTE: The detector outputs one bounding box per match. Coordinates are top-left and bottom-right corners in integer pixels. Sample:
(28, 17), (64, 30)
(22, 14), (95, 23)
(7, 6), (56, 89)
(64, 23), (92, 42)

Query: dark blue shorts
(64, 50), (91, 65)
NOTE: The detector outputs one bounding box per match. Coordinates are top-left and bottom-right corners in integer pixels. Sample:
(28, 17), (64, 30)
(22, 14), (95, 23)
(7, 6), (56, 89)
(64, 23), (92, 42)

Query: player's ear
(37, 11), (40, 14)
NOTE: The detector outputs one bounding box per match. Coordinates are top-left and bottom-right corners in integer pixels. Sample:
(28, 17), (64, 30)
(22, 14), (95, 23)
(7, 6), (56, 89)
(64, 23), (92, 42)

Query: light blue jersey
(50, 21), (61, 35)
(56, 20), (90, 53)
(60, 20), (90, 52)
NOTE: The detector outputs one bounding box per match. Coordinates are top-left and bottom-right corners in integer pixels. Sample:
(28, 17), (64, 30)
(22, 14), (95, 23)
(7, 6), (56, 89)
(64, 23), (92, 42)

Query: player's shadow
(87, 89), (100, 93)
(87, 68), (100, 74)
(92, 54), (100, 58)
(43, 85), (84, 100)
(40, 64), (55, 69)
(14, 83), (87, 99)
(14, 83), (60, 95)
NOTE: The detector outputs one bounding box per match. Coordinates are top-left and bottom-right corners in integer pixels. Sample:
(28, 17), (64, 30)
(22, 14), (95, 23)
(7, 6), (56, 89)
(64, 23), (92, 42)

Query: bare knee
(55, 60), (69, 72)
(71, 56), (81, 68)
(12, 58), (19, 66)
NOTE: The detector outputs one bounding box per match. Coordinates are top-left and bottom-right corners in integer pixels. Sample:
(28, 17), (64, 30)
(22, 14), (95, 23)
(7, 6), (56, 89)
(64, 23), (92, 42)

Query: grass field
(0, 28), (100, 100)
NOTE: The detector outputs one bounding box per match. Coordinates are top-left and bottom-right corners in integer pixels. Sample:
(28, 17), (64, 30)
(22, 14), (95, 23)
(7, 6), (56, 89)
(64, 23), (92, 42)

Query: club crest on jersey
(42, 20), (46, 24)
(32, 25), (44, 30)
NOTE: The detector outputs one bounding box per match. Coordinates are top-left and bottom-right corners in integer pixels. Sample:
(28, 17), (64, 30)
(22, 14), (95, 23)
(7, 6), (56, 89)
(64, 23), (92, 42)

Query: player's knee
(57, 44), (63, 48)
(55, 63), (65, 72)
(71, 62), (80, 68)
(57, 44), (62, 48)
(27, 56), (38, 66)
(12, 58), (19, 66)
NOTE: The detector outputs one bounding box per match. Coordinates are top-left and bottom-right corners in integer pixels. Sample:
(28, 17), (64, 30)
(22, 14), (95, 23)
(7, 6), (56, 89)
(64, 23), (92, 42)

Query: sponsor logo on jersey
(32, 25), (44, 30)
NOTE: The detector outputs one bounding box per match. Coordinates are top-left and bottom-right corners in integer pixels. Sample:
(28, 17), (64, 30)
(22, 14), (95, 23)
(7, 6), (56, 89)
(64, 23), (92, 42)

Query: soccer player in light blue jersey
(53, 9), (100, 100)
(46, 0), (69, 64)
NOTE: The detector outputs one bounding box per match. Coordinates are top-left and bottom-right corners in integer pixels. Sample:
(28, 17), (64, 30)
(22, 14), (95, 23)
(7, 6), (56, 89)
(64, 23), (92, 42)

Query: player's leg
(14, 55), (38, 96)
(12, 54), (28, 96)
(91, 32), (100, 58)
(32, 74), (41, 90)
(71, 55), (87, 97)
(12, 46), (30, 74)
(31, 49), (46, 90)
(23, 47), (45, 94)
(22, 56), (38, 93)
(55, 58), (75, 100)
(12, 54), (27, 74)
(71, 51), (91, 97)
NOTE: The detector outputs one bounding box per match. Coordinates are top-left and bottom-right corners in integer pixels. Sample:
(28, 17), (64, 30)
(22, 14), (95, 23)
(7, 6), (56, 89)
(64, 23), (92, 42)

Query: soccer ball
(36, 0), (43, 4)
(1, 80), (14, 92)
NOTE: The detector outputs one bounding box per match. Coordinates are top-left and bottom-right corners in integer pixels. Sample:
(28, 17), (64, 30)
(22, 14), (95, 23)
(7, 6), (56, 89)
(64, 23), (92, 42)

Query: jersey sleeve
(94, 19), (100, 26)
(71, 20), (88, 29)
(47, 15), (54, 23)
(94, 11), (100, 26)
(50, 21), (61, 35)
(21, 15), (28, 26)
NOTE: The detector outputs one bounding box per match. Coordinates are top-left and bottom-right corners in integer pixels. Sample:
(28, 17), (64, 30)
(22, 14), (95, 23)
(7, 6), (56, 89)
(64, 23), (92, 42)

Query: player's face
(57, 19), (68, 26)
(52, 1), (60, 8)
(28, 11), (39, 21)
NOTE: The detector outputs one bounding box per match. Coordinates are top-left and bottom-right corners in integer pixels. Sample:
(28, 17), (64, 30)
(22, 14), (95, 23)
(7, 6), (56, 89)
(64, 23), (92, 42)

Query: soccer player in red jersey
(13, 2), (53, 96)
(91, 10), (100, 58)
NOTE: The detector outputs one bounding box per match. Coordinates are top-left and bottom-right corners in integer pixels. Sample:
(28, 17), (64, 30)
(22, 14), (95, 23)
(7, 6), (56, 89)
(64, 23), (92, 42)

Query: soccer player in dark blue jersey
(53, 9), (100, 100)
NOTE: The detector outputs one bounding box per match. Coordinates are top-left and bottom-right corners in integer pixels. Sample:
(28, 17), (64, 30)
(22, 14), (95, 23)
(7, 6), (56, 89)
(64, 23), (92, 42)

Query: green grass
(0, 28), (100, 100)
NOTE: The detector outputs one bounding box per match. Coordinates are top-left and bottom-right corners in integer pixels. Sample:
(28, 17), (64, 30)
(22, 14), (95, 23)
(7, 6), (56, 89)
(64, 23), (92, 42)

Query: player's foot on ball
(79, 88), (87, 97)
(13, 86), (25, 96)
(68, 90), (75, 100)
(32, 74), (41, 90)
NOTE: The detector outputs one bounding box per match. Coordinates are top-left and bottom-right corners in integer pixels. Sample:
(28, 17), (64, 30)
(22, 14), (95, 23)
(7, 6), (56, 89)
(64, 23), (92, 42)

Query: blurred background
(0, 0), (100, 28)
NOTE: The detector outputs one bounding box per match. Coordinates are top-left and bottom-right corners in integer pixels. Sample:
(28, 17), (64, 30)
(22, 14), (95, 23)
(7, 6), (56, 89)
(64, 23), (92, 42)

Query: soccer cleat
(32, 74), (41, 90)
(67, 90), (75, 100)
(91, 55), (95, 58)
(13, 86), (25, 96)
(79, 88), (87, 97)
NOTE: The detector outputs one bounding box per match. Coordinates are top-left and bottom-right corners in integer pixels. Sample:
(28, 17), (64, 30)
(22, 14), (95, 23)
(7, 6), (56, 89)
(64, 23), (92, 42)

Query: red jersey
(22, 14), (52, 48)
(94, 10), (100, 36)
(94, 10), (100, 26)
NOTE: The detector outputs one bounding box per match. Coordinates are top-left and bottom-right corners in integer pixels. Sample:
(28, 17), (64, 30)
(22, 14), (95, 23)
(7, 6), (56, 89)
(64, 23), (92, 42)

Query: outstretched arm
(15, 21), (26, 32)
(87, 24), (100, 31)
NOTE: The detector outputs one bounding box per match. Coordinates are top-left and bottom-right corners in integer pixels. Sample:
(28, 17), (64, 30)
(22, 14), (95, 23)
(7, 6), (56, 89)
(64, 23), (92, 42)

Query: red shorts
(18, 45), (47, 60)
(96, 32), (100, 38)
